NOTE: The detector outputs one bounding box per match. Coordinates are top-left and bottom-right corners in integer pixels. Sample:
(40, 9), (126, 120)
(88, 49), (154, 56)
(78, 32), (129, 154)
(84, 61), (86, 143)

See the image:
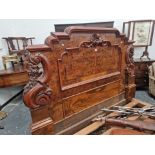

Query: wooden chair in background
(3, 37), (35, 54)
(2, 37), (35, 69)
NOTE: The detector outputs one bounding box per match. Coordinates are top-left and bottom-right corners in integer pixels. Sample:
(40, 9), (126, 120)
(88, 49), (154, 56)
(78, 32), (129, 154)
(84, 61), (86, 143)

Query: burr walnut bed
(23, 26), (135, 134)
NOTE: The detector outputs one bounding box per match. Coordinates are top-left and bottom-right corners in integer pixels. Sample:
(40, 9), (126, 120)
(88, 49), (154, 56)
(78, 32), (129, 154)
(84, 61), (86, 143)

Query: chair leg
(3, 64), (7, 70)
(20, 57), (22, 63)
(3, 60), (7, 70)
(11, 61), (15, 69)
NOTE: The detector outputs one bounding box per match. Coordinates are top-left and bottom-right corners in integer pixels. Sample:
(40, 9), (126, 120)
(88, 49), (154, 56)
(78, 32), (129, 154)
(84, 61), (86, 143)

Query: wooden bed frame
(23, 26), (135, 135)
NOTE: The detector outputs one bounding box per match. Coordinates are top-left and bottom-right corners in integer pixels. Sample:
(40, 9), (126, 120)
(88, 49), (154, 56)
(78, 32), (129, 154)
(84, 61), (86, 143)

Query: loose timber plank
(74, 99), (151, 135)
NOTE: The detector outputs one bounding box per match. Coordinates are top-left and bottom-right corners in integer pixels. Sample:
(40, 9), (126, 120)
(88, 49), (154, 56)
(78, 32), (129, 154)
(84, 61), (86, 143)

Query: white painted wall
(0, 19), (155, 106)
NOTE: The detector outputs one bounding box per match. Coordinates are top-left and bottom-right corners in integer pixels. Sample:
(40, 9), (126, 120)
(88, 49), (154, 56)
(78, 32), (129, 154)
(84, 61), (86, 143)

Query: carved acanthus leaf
(80, 33), (111, 48)
(125, 45), (135, 76)
(23, 51), (52, 109)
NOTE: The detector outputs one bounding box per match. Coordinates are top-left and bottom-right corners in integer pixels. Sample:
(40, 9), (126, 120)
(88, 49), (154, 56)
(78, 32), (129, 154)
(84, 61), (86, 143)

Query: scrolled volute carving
(80, 33), (111, 48)
(23, 51), (52, 109)
(125, 45), (135, 76)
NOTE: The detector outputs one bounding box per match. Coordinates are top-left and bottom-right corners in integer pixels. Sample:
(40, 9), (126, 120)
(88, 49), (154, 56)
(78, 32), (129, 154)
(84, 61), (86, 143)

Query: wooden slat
(74, 99), (151, 135)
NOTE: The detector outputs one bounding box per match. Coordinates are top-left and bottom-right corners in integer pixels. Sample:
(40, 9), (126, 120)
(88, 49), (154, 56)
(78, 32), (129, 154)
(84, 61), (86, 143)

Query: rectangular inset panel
(58, 46), (121, 90)
(62, 80), (122, 117)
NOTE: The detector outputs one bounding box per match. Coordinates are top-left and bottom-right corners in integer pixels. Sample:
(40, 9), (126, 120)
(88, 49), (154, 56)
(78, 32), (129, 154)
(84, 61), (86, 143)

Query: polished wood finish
(0, 64), (28, 88)
(134, 58), (155, 89)
(23, 26), (135, 135)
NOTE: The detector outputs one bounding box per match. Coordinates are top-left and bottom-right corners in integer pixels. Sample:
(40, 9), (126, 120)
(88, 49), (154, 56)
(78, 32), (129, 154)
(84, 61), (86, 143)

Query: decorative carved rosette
(125, 45), (135, 77)
(23, 51), (52, 109)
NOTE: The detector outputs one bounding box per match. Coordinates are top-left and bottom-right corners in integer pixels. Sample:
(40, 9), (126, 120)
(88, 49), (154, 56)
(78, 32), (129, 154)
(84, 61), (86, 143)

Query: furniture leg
(140, 46), (151, 60)
(2, 59), (7, 70)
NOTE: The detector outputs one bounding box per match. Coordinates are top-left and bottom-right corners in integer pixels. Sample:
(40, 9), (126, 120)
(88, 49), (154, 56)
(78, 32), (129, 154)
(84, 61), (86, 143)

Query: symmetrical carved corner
(23, 51), (52, 109)
(125, 45), (135, 77)
(80, 33), (112, 48)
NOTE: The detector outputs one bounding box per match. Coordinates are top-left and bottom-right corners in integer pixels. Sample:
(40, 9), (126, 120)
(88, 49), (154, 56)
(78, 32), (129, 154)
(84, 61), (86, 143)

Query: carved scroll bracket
(23, 51), (52, 109)
(125, 45), (135, 77)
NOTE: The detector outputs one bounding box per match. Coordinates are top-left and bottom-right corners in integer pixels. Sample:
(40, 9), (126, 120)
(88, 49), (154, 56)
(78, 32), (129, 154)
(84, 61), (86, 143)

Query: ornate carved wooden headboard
(23, 26), (135, 135)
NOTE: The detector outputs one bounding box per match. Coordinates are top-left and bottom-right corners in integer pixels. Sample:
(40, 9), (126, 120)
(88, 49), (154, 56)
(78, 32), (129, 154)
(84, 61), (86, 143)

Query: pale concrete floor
(0, 90), (155, 135)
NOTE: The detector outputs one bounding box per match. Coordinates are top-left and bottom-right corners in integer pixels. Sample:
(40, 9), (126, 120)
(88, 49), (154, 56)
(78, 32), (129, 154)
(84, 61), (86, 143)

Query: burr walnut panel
(23, 26), (135, 134)
(58, 45), (122, 91)
(62, 80), (122, 117)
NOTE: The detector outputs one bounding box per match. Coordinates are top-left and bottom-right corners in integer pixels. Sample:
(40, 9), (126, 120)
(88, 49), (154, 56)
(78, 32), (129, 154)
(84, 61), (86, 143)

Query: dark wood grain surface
(23, 26), (135, 134)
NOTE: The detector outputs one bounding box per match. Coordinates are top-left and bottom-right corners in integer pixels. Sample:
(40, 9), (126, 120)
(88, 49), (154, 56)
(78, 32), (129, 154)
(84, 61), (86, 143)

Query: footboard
(23, 26), (135, 134)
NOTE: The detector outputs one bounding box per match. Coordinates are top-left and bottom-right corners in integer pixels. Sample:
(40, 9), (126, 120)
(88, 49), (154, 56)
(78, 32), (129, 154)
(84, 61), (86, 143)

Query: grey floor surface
(0, 95), (31, 135)
(0, 90), (155, 135)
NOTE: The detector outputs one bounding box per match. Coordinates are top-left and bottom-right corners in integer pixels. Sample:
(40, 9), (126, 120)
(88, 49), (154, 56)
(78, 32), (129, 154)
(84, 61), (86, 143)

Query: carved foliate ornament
(80, 33), (111, 48)
(125, 45), (135, 76)
(23, 51), (52, 109)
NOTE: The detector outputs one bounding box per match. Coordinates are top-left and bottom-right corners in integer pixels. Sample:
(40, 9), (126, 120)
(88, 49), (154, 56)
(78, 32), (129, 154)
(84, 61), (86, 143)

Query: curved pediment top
(51, 32), (70, 40)
(45, 35), (59, 48)
(64, 26), (121, 37)
(45, 26), (134, 50)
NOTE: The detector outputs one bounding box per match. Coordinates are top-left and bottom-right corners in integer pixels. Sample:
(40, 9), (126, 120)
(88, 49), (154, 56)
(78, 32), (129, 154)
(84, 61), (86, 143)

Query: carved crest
(80, 33), (111, 48)
(23, 51), (52, 109)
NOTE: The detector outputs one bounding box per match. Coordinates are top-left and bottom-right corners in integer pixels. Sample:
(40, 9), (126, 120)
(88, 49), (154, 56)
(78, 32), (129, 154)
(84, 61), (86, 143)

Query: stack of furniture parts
(23, 26), (136, 135)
